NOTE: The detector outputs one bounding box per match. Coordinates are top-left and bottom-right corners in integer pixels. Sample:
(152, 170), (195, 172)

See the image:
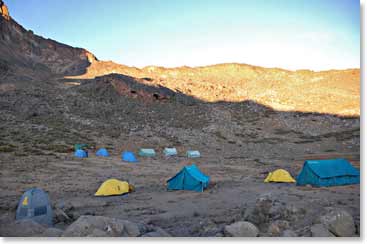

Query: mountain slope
(0, 4), (97, 80)
(0, 2), (360, 116)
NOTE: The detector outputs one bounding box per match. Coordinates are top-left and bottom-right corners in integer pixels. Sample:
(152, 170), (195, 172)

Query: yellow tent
(264, 169), (296, 183)
(95, 179), (134, 196)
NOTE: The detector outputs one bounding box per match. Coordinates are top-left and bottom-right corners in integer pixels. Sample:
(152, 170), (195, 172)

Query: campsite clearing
(0, 151), (360, 237)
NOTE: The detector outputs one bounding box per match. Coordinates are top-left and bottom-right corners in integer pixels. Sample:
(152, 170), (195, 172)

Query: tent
(187, 150), (200, 158)
(16, 188), (53, 227)
(264, 169), (296, 183)
(74, 149), (87, 158)
(164, 148), (177, 156)
(167, 164), (210, 192)
(95, 179), (134, 196)
(74, 144), (88, 151)
(122, 151), (138, 162)
(296, 158), (360, 187)
(138, 148), (156, 157)
(96, 148), (109, 157)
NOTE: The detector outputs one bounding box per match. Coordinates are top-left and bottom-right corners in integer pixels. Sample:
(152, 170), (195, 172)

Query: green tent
(74, 144), (88, 151)
(138, 148), (156, 157)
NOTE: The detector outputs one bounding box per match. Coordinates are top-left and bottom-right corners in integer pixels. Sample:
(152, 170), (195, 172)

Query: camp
(96, 148), (109, 157)
(187, 150), (200, 158)
(95, 179), (134, 196)
(138, 148), (156, 157)
(16, 188), (53, 227)
(264, 169), (296, 183)
(122, 151), (138, 162)
(74, 149), (88, 158)
(167, 164), (210, 192)
(164, 147), (177, 156)
(296, 158), (360, 187)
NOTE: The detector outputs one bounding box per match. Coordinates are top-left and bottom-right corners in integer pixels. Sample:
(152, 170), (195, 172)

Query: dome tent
(264, 169), (296, 183)
(138, 148), (156, 157)
(95, 179), (134, 196)
(296, 158), (360, 187)
(16, 188), (53, 227)
(96, 148), (109, 157)
(164, 147), (177, 156)
(187, 150), (200, 158)
(167, 164), (210, 192)
(122, 151), (138, 162)
(74, 149), (87, 158)
(74, 144), (88, 151)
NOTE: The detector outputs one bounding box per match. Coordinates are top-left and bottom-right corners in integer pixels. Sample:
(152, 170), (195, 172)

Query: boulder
(2, 219), (46, 237)
(42, 227), (64, 237)
(281, 205), (306, 222)
(245, 194), (284, 225)
(141, 227), (171, 237)
(320, 209), (356, 237)
(281, 230), (297, 237)
(310, 224), (335, 237)
(224, 221), (259, 237)
(62, 215), (140, 237)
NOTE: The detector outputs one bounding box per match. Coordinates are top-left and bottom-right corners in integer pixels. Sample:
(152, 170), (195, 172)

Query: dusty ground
(0, 145), (360, 237)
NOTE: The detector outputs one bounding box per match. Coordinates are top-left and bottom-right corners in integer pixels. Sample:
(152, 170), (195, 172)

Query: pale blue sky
(7, 0), (360, 70)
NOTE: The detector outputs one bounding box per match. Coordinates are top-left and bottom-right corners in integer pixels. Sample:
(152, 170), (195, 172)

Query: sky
(6, 0), (360, 70)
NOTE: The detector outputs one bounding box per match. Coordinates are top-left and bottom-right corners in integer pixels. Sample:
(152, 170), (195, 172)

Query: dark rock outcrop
(0, 1), (97, 78)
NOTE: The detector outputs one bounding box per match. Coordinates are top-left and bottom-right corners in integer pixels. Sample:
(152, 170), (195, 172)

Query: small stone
(224, 221), (259, 237)
(267, 220), (289, 236)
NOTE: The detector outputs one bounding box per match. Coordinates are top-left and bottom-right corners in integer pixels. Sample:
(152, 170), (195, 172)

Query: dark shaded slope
(0, 12), (97, 79)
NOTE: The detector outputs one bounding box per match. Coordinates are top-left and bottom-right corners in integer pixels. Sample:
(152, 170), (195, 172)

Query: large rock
(0, 0), (10, 20)
(141, 227), (171, 237)
(1, 219), (47, 237)
(62, 215), (141, 237)
(310, 224), (335, 237)
(245, 194), (284, 225)
(281, 230), (297, 237)
(320, 209), (356, 237)
(42, 227), (64, 237)
(281, 205), (306, 222)
(224, 221), (259, 237)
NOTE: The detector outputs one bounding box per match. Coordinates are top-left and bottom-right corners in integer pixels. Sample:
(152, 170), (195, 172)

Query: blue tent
(96, 148), (109, 157)
(167, 164), (210, 192)
(296, 158), (360, 187)
(16, 188), (53, 227)
(122, 151), (138, 162)
(74, 149), (87, 158)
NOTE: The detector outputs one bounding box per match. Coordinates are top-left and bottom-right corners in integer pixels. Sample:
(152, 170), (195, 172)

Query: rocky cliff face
(0, 0), (10, 20)
(0, 1), (97, 78)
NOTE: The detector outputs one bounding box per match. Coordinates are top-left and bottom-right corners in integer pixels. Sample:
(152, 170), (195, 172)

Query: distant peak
(0, 0), (10, 20)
